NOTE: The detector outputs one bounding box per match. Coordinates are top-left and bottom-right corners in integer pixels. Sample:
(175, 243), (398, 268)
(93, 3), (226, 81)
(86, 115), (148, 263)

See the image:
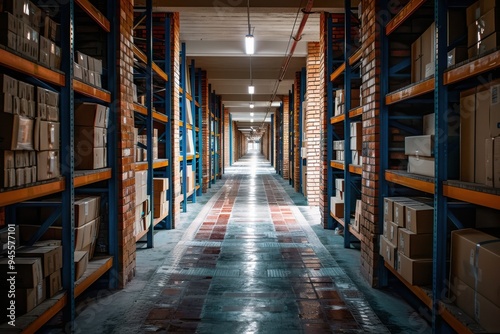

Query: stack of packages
(449, 229), (500, 332)
(467, 1), (500, 58)
(0, 75), (61, 188)
(74, 103), (109, 170)
(330, 178), (344, 218)
(405, 113), (436, 177)
(333, 140), (344, 162)
(134, 171), (151, 236)
(74, 51), (103, 88)
(350, 122), (362, 166)
(380, 197), (434, 286)
(153, 178), (169, 220)
(0, 1), (61, 69)
(334, 90), (344, 116)
(134, 128), (158, 162)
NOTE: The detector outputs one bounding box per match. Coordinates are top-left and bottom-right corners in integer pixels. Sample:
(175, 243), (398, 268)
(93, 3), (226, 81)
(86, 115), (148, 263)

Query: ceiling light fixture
(250, 112), (254, 116)
(249, 102), (254, 109)
(248, 85), (255, 94)
(251, 119), (254, 122)
(245, 0), (254, 55)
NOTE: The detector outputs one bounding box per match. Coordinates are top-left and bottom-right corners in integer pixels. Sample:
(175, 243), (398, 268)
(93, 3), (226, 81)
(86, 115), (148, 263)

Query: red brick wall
(360, 0), (381, 287)
(305, 42), (324, 206)
(261, 124), (270, 160)
(294, 72), (302, 192)
(282, 96), (290, 180)
(201, 71), (210, 192)
(224, 107), (230, 168)
(116, 0), (136, 288)
(169, 13), (181, 227)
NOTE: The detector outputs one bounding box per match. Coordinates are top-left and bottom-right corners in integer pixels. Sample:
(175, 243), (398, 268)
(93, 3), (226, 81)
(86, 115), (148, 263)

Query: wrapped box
(16, 245), (62, 277)
(1, 74), (18, 96)
(34, 119), (60, 151)
(74, 251), (88, 281)
(75, 103), (108, 128)
(0, 114), (34, 150)
(37, 150), (60, 181)
(397, 253), (432, 285)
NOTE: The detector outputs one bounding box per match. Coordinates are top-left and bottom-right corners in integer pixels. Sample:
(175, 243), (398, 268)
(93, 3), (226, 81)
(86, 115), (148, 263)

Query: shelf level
(135, 159), (169, 171)
(386, 78), (434, 105)
(133, 103), (169, 123)
(349, 165), (362, 175)
(330, 213), (362, 241)
(385, 170), (435, 194)
(153, 212), (168, 227)
(330, 114), (346, 124)
(0, 48), (65, 87)
(75, 0), (110, 32)
(444, 181), (500, 210)
(444, 50), (500, 85)
(349, 48), (362, 65)
(348, 107), (363, 118)
(330, 161), (345, 170)
(330, 63), (346, 82)
(385, 0), (428, 35)
(0, 180), (65, 207)
(74, 168), (112, 188)
(132, 44), (168, 81)
(73, 79), (111, 103)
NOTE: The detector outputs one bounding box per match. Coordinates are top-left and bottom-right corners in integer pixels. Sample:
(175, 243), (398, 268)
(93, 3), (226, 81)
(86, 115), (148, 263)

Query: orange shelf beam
(75, 257), (113, 297)
(186, 92), (193, 101)
(386, 78), (434, 105)
(74, 169), (112, 188)
(444, 184), (500, 210)
(135, 159), (169, 171)
(348, 224), (362, 241)
(330, 161), (345, 170)
(330, 114), (346, 124)
(132, 45), (168, 81)
(385, 170), (435, 194)
(349, 48), (363, 65)
(330, 63), (346, 82)
(349, 165), (362, 175)
(330, 212), (345, 227)
(73, 80), (111, 103)
(186, 155), (194, 161)
(385, 0), (428, 35)
(348, 107), (363, 118)
(444, 50), (500, 85)
(75, 0), (110, 32)
(133, 103), (169, 123)
(0, 49), (65, 87)
(0, 180), (65, 207)
(135, 228), (149, 242)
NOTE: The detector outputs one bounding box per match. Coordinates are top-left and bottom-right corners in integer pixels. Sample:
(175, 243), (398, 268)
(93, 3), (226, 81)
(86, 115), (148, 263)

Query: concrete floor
(43, 151), (431, 333)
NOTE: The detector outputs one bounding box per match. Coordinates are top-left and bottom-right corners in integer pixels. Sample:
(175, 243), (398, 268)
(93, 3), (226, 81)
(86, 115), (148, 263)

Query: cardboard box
(335, 178), (345, 192)
(0, 74), (17, 96)
(75, 218), (98, 252)
(421, 22), (435, 80)
(408, 156), (435, 177)
(0, 114), (34, 150)
(46, 269), (62, 298)
(467, 1), (480, 25)
(393, 201), (419, 227)
(383, 197), (411, 223)
(74, 62), (83, 81)
(423, 113), (435, 136)
(380, 236), (397, 269)
(352, 199), (362, 232)
(39, 196), (100, 228)
(335, 189), (344, 200)
(0, 92), (14, 113)
(330, 197), (344, 218)
(75, 103), (108, 128)
(350, 122), (362, 137)
(388, 221), (399, 246)
(16, 246), (62, 277)
(74, 251), (88, 281)
(469, 8), (500, 47)
(37, 150), (60, 181)
(405, 135), (434, 157)
(350, 136), (362, 151)
(77, 51), (88, 69)
(412, 35), (422, 82)
(406, 204), (434, 234)
(75, 146), (106, 170)
(495, 136), (500, 187)
(0, 287), (37, 315)
(75, 126), (106, 148)
(154, 198), (169, 219)
(450, 276), (500, 332)
(476, 86), (491, 184)
(50, 45), (61, 70)
(153, 178), (169, 192)
(398, 228), (433, 258)
(0, 11), (19, 34)
(397, 253), (432, 285)
(43, 15), (59, 43)
(34, 119), (59, 151)
(0, 257), (42, 288)
(460, 89), (476, 182)
(450, 229), (500, 307)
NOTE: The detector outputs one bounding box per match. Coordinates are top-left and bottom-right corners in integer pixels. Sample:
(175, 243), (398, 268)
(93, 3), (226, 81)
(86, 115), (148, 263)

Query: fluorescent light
(249, 103), (254, 109)
(248, 85), (255, 94)
(251, 119), (254, 122)
(250, 112), (254, 116)
(245, 35), (255, 55)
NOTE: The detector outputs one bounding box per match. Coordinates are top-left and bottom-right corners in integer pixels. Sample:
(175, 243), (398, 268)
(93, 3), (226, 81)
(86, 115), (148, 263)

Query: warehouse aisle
(126, 151), (389, 333)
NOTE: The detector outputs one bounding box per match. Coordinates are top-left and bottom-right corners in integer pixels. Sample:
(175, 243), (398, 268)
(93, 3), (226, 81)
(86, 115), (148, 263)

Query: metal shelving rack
(299, 67), (306, 195)
(132, 4), (172, 244)
(326, 2), (363, 246)
(208, 86), (222, 186)
(380, 0), (500, 332)
(289, 88), (294, 186)
(0, 1), (117, 331)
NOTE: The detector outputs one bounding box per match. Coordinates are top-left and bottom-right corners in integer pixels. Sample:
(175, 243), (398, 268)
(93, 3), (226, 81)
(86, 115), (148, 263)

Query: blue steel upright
(164, 16), (173, 229)
(145, 0), (154, 248)
(326, 13), (335, 230)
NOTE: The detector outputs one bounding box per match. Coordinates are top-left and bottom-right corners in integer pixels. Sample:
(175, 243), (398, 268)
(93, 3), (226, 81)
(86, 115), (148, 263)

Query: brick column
(201, 71), (210, 192)
(282, 96), (290, 180)
(294, 72), (302, 192)
(360, 0), (381, 287)
(115, 0), (136, 288)
(168, 13), (181, 228)
(224, 107), (230, 168)
(305, 42), (324, 206)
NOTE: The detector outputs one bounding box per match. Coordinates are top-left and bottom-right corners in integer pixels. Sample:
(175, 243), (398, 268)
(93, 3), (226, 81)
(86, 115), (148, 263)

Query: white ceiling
(147, 0), (349, 136)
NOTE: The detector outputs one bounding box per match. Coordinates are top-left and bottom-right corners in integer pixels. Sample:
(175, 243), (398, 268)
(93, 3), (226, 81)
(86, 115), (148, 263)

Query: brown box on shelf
(407, 156), (435, 177)
(74, 251), (88, 281)
(0, 92), (14, 114)
(154, 199), (169, 219)
(380, 235), (397, 269)
(37, 150), (60, 181)
(460, 89), (476, 182)
(0, 257), (42, 288)
(411, 36), (422, 83)
(387, 221), (399, 246)
(75, 218), (98, 252)
(330, 196), (344, 218)
(0, 287), (37, 315)
(34, 119), (60, 151)
(75, 146), (106, 170)
(352, 199), (362, 232)
(16, 245), (62, 277)
(75, 103), (109, 128)
(40, 196), (100, 228)
(50, 45), (61, 70)
(75, 126), (107, 148)
(469, 32), (500, 58)
(46, 269), (62, 298)
(406, 204), (434, 234)
(383, 197), (411, 223)
(0, 11), (19, 34)
(0, 114), (34, 150)
(0, 29), (17, 51)
(451, 229), (500, 307)
(450, 275), (500, 333)
(421, 22), (435, 80)
(405, 135), (434, 157)
(398, 228), (433, 258)
(77, 51), (88, 69)
(43, 15), (59, 42)
(33, 240), (61, 247)
(476, 86), (491, 184)
(153, 178), (169, 193)
(73, 62), (83, 81)
(393, 201), (415, 227)
(397, 253), (432, 286)
(0, 74), (17, 96)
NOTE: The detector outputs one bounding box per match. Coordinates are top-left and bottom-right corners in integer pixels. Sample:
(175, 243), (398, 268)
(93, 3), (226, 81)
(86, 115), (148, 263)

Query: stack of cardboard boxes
(333, 140), (344, 162)
(153, 178), (169, 219)
(350, 122), (362, 166)
(380, 197), (434, 285)
(405, 114), (436, 177)
(334, 89), (360, 116)
(449, 229), (500, 332)
(134, 128), (159, 162)
(74, 103), (109, 170)
(460, 81), (500, 187)
(330, 178), (344, 218)
(0, 1), (61, 70)
(467, 1), (500, 58)
(134, 170), (151, 236)
(74, 51), (103, 88)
